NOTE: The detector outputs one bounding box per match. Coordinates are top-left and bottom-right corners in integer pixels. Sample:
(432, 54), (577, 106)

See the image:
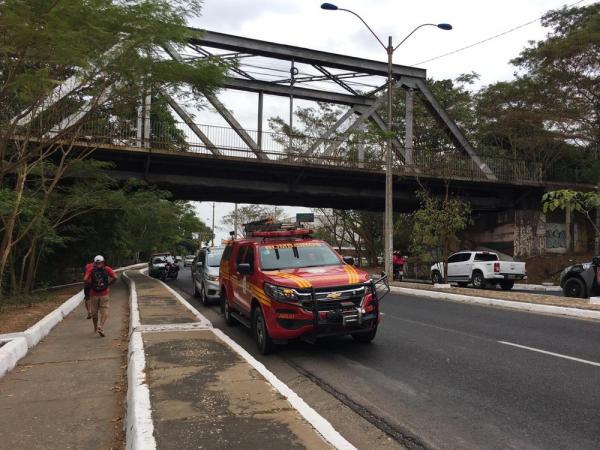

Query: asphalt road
(172, 265), (600, 450)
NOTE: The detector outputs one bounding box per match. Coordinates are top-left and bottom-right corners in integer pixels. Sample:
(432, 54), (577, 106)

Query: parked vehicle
(430, 251), (526, 290)
(560, 256), (600, 298)
(192, 246), (225, 305)
(149, 253), (179, 280)
(220, 219), (389, 354)
(175, 256), (183, 263)
(184, 254), (195, 267)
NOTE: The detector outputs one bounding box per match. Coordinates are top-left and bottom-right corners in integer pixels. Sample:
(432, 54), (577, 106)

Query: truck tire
(253, 306), (274, 354)
(352, 327), (377, 343)
(563, 277), (586, 298)
(499, 280), (514, 291)
(431, 271), (443, 284)
(472, 271), (486, 289)
(221, 291), (236, 326)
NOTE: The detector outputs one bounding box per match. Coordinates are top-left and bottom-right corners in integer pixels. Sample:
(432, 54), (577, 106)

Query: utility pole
(320, 3), (451, 277)
(234, 203), (239, 238)
(211, 202), (215, 247)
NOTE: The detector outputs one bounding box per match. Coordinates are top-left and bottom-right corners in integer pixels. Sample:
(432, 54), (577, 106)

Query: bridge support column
(257, 91), (263, 150)
(136, 92), (151, 148)
(405, 89), (414, 165)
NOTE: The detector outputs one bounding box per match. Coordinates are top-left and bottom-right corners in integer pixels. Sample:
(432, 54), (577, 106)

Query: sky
(187, 0), (592, 241)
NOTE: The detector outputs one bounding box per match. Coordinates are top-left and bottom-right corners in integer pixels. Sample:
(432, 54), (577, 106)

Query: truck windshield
(206, 249), (224, 267)
(259, 242), (341, 270)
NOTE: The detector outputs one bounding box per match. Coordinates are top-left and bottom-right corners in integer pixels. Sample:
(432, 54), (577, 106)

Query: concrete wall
(468, 209), (593, 258)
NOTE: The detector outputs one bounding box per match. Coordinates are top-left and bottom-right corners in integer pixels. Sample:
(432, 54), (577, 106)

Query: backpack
(91, 267), (109, 292)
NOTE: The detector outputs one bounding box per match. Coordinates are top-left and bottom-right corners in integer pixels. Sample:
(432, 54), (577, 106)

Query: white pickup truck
(430, 251), (526, 290)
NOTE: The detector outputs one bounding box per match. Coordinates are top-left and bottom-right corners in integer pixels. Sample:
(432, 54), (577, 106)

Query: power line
(413, 0), (587, 66)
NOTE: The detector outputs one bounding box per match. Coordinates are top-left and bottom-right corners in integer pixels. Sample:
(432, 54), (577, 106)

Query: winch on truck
(219, 218), (389, 354)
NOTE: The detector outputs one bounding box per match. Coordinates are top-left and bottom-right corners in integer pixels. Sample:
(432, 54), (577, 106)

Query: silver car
(192, 246), (225, 306)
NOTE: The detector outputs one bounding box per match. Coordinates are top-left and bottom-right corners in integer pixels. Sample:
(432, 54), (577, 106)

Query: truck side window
(222, 245), (232, 262)
(236, 246), (247, 266)
(448, 254), (462, 263)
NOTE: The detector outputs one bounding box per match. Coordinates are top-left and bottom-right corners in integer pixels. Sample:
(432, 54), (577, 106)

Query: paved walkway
(128, 271), (331, 449)
(0, 280), (128, 450)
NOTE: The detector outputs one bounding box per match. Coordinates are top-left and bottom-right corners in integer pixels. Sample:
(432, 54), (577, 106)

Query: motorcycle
(163, 259), (180, 281)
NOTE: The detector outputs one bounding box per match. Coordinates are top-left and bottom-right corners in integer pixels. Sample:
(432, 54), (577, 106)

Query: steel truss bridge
(15, 29), (584, 211)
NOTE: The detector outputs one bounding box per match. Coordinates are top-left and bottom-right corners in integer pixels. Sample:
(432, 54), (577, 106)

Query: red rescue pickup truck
(219, 220), (388, 354)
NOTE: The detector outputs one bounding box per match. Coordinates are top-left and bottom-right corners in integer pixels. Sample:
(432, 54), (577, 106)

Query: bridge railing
(38, 117), (545, 184)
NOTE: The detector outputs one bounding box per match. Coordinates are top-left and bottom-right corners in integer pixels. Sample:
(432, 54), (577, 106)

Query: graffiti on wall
(545, 223), (566, 249)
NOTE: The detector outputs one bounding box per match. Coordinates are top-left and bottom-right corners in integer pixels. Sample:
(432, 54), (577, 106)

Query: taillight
(494, 262), (500, 273)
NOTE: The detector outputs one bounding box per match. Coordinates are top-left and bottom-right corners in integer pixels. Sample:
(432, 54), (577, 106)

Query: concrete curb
(0, 336), (28, 378)
(514, 283), (561, 292)
(133, 269), (355, 449)
(391, 286), (600, 321)
(122, 271), (157, 450)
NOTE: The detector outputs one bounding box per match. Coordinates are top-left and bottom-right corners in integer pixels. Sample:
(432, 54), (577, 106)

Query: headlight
(206, 274), (219, 282)
(264, 283), (299, 302)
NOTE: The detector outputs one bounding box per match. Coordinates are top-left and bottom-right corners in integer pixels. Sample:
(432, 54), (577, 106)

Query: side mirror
(237, 263), (252, 275)
(343, 256), (355, 266)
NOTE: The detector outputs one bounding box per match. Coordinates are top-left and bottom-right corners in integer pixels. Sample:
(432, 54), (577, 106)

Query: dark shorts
(84, 285), (91, 300)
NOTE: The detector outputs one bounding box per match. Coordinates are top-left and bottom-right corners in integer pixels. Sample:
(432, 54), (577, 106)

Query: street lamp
(320, 3), (451, 278)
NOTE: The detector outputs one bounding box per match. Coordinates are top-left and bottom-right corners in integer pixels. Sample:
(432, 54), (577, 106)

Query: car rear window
(474, 253), (498, 262)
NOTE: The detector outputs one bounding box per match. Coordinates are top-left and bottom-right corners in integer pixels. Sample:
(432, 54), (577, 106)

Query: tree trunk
(0, 166), (27, 295)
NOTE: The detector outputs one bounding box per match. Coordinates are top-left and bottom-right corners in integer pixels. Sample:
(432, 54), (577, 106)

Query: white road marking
(498, 341), (600, 367)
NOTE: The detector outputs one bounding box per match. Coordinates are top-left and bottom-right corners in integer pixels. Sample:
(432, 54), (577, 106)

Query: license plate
(507, 275), (517, 279)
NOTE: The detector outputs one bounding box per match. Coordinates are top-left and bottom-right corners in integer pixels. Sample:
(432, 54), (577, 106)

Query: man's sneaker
(97, 328), (105, 337)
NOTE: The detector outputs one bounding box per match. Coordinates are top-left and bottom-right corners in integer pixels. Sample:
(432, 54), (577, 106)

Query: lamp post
(320, 3), (451, 277)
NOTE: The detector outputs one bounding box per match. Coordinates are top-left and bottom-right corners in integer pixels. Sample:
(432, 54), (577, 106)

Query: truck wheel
(563, 278), (586, 298)
(472, 271), (486, 289)
(253, 306), (274, 354)
(221, 292), (236, 326)
(499, 280), (514, 291)
(431, 271), (443, 284)
(352, 327), (377, 343)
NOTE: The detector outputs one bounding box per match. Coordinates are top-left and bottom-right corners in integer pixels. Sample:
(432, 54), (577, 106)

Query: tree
(410, 189), (472, 283)
(542, 189), (600, 253)
(0, 0), (226, 294)
(476, 3), (599, 182)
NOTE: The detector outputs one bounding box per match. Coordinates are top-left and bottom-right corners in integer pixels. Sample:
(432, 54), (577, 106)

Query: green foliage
(410, 190), (471, 280)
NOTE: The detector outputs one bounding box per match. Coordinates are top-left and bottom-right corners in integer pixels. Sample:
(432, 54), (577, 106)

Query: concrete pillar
(404, 89), (414, 165)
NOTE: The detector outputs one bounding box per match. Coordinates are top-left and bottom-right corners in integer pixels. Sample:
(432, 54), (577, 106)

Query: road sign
(296, 213), (314, 223)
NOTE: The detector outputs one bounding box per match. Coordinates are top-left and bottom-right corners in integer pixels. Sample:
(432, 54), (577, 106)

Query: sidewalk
(127, 271), (333, 449)
(0, 280), (129, 450)
(393, 281), (600, 311)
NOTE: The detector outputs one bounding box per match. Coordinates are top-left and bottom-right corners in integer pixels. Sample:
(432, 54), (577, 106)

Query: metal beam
(164, 42), (267, 160)
(204, 92), (266, 160)
(163, 92), (221, 156)
(221, 77), (375, 106)
(191, 29), (426, 79)
(411, 78), (497, 181)
(306, 106), (359, 155)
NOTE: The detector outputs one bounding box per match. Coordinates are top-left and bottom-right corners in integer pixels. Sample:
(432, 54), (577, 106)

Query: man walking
(82, 260), (94, 319)
(84, 255), (117, 337)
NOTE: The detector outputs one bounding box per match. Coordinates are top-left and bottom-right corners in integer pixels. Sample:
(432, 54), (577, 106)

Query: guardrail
(24, 117), (557, 184)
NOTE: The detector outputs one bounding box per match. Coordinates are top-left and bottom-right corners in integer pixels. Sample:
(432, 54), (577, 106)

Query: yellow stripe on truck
(275, 272), (312, 288)
(344, 264), (360, 284)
